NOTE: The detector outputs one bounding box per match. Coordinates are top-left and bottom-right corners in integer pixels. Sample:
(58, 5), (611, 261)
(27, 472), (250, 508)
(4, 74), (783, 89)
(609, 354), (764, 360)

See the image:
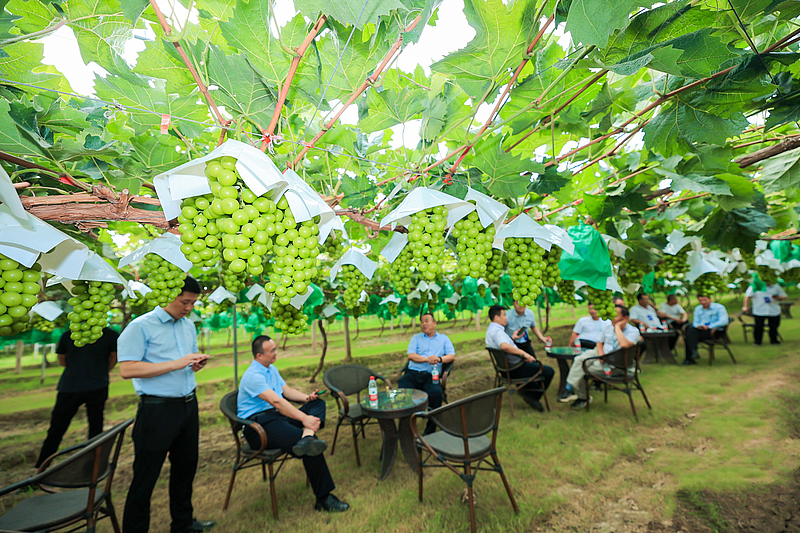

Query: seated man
(629, 293), (665, 329)
(683, 294), (729, 365)
(568, 302), (610, 350)
(485, 305), (554, 413)
(558, 305), (641, 410)
(504, 300), (548, 356)
(238, 335), (349, 513)
(399, 312), (455, 434)
(660, 294), (688, 331)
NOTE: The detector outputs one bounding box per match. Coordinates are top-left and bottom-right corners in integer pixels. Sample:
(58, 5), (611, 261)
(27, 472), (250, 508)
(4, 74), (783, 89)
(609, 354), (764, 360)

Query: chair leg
(508, 389), (515, 418)
(417, 447), (424, 502)
(604, 382), (608, 404)
(742, 326), (748, 344)
(585, 379), (591, 412)
(331, 420), (342, 456)
(464, 463), (477, 533)
(361, 419), (367, 439)
(352, 423), (362, 467)
(106, 495), (121, 533)
(223, 467), (238, 511)
(724, 344), (736, 364)
(708, 345), (715, 366)
(261, 461), (267, 481)
(492, 454), (519, 514)
(639, 383), (652, 410)
(541, 387), (550, 412)
(269, 462), (279, 519)
(627, 390), (639, 421)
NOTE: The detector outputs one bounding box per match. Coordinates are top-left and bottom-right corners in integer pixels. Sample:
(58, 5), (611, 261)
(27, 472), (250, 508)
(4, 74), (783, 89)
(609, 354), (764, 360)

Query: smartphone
(316, 389), (327, 396)
(516, 327), (527, 336)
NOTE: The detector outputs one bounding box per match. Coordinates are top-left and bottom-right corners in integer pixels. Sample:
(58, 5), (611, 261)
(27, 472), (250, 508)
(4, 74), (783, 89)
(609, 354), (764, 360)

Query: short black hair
(636, 293), (647, 302)
(615, 305), (629, 318)
(181, 276), (201, 295)
(252, 334), (272, 357)
(488, 305), (506, 322)
(697, 293), (708, 299)
(420, 312), (435, 322)
(667, 294), (678, 302)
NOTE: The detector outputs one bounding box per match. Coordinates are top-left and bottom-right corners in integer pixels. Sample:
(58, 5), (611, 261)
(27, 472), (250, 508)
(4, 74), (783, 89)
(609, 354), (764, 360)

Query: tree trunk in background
(354, 317), (360, 340)
(309, 320), (328, 383)
(343, 315), (352, 362)
(15, 340), (23, 374)
(474, 310), (481, 332)
(311, 324), (317, 352)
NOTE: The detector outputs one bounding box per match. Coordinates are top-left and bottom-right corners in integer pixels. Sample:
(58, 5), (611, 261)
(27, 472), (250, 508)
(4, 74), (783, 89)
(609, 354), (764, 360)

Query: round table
(640, 329), (679, 364)
(360, 389), (428, 481)
(544, 346), (581, 395)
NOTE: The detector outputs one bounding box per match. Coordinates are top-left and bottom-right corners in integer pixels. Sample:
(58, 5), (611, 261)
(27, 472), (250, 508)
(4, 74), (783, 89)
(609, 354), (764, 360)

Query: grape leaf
(0, 98), (48, 158)
(565, 0), (643, 48)
(294, 0), (406, 29)
(132, 38), (196, 95)
(358, 86), (427, 131)
(470, 135), (534, 199)
(527, 165), (570, 195)
(120, 0), (148, 22)
(205, 46), (277, 127)
(653, 168), (732, 195)
(675, 104), (748, 146)
(129, 134), (185, 172)
(700, 206), (774, 251)
(758, 146), (800, 194)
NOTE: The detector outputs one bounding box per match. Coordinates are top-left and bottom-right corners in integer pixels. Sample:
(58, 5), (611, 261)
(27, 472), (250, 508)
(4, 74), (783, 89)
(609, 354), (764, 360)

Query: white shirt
(598, 322), (641, 353)
(485, 322), (525, 365)
(629, 304), (663, 328)
(745, 284), (787, 317)
(572, 316), (610, 343)
(659, 302), (685, 324)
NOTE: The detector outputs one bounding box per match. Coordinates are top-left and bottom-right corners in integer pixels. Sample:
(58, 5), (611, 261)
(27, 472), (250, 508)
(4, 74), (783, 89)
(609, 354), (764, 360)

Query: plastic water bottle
(603, 362), (612, 378)
(574, 339), (581, 354)
(431, 365), (439, 384)
(545, 337), (553, 349)
(368, 376), (378, 406)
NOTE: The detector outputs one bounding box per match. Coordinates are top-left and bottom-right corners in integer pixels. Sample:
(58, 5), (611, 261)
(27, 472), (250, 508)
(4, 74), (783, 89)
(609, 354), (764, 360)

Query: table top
(545, 346), (580, 359)
(780, 301), (794, 307)
(641, 329), (678, 338)
(360, 389), (428, 419)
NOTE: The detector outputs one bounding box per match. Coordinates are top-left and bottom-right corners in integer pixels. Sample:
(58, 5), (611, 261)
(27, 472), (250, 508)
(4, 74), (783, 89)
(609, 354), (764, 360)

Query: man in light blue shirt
(504, 301), (548, 357)
(237, 335), (349, 513)
(118, 277), (215, 533)
(683, 294), (730, 365)
(399, 312), (455, 434)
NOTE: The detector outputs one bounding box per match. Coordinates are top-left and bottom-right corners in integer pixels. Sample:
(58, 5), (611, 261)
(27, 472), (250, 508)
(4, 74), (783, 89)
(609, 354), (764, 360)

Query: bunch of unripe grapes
(452, 211), (495, 278)
(623, 293), (637, 307)
(693, 273), (726, 295)
(386, 301), (398, 316)
(272, 301), (308, 335)
(354, 298), (368, 318)
(389, 248), (415, 295)
(337, 264), (365, 310)
(0, 256), (41, 337)
(619, 257), (651, 288)
(557, 278), (578, 306)
(265, 198), (321, 305)
(585, 287), (616, 320)
(141, 254), (187, 309)
(541, 248), (562, 288)
(782, 268), (800, 284)
(447, 302), (456, 313)
(505, 237), (545, 307)
(323, 230), (344, 259)
(755, 265), (779, 285)
(484, 249), (505, 283)
(740, 250), (756, 270)
(658, 249), (689, 280)
(407, 206), (448, 281)
(67, 281), (116, 347)
(30, 313), (66, 333)
(477, 284), (487, 298)
(223, 269), (247, 294)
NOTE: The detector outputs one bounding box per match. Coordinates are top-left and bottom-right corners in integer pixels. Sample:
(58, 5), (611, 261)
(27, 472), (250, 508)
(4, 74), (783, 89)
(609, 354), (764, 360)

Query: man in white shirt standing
(659, 294), (688, 331)
(743, 282), (787, 345)
(568, 303), (610, 350)
(558, 305), (641, 410)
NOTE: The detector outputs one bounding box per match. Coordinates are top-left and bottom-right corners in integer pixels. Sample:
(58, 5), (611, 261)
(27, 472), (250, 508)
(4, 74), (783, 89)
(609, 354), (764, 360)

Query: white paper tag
(209, 286), (237, 304)
(381, 233), (408, 263)
(31, 301), (63, 321)
(330, 248), (378, 282)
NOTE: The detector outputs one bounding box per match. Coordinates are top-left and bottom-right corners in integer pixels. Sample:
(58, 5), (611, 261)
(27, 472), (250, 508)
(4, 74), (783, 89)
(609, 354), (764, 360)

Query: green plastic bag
(770, 240), (793, 263)
(642, 271), (655, 293)
(750, 271), (767, 292)
(558, 223), (613, 290)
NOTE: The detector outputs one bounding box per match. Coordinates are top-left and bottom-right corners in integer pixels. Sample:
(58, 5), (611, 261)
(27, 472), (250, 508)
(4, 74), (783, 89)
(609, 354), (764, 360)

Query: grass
(2, 295), (800, 531)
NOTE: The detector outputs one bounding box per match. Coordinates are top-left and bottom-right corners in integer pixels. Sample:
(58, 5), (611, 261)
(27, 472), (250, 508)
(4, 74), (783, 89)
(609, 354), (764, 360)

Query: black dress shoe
(522, 394), (545, 412)
(682, 359), (697, 366)
(190, 519), (216, 532)
(292, 436), (328, 457)
(315, 494), (350, 513)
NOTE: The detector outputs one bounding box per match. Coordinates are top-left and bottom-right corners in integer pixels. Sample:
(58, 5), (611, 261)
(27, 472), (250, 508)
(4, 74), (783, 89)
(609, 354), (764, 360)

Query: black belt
(140, 391), (196, 404)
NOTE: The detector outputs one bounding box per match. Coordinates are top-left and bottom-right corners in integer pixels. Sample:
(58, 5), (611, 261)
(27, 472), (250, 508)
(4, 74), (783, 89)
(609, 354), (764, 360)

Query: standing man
(118, 276), (215, 533)
(683, 294), (729, 365)
(559, 306), (641, 409)
(568, 303), (610, 350)
(486, 305), (554, 412)
(743, 282), (786, 345)
(629, 294), (665, 329)
(399, 312), (455, 434)
(659, 294), (688, 331)
(36, 326), (118, 468)
(238, 335), (349, 512)
(504, 300), (548, 357)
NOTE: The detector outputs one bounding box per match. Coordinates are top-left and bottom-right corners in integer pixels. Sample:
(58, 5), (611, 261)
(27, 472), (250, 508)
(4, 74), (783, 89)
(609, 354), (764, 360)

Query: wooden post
(343, 315), (352, 362)
(232, 304), (239, 388)
(15, 340), (23, 374)
(390, 315), (394, 331)
(40, 345), (47, 384)
(475, 310), (481, 332)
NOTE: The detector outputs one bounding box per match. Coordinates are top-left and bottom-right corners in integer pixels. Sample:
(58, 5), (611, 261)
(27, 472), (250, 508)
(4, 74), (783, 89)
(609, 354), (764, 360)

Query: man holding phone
(505, 301), (549, 357)
(118, 276), (215, 533)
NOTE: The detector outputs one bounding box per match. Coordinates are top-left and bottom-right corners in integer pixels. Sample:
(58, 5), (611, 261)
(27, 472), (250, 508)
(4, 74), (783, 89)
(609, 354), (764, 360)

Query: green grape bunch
(272, 301), (308, 335)
(505, 237), (545, 307)
(477, 284), (486, 298)
(141, 254), (187, 310)
(30, 313), (65, 333)
(338, 264), (366, 310)
(484, 249), (505, 284)
(223, 269), (248, 294)
(557, 278), (578, 306)
(585, 287), (615, 320)
(386, 301), (398, 316)
(407, 206), (448, 281)
(354, 298), (369, 318)
(265, 197), (321, 306)
(452, 211), (495, 279)
(782, 268), (800, 284)
(618, 257), (652, 288)
(0, 256), (41, 337)
(67, 281), (117, 347)
(755, 265), (779, 285)
(692, 272), (726, 296)
(323, 230), (345, 260)
(389, 247), (415, 295)
(541, 247), (562, 289)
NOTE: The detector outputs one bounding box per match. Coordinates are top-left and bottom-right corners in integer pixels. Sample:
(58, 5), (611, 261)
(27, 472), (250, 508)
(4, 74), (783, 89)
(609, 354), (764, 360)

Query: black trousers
(515, 340), (536, 357)
(398, 370), (443, 434)
(36, 386), (108, 467)
(244, 399), (335, 502)
(754, 315), (780, 344)
(509, 361), (554, 401)
(684, 327), (724, 360)
(123, 396), (199, 533)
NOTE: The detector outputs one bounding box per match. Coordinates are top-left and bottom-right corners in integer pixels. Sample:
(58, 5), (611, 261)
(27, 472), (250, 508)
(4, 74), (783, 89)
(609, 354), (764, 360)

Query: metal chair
(412, 387), (518, 533)
(698, 319), (736, 365)
(395, 360), (454, 404)
(486, 348), (549, 417)
(0, 418), (133, 533)
(322, 364), (391, 466)
(738, 311), (783, 344)
(219, 391), (302, 518)
(582, 343), (651, 420)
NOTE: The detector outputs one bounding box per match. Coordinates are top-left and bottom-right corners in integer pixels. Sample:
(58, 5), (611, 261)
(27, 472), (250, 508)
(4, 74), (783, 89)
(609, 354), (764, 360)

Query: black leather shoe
(522, 394), (545, 412)
(190, 519), (216, 532)
(292, 436), (327, 457)
(682, 359), (697, 366)
(315, 494), (350, 513)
